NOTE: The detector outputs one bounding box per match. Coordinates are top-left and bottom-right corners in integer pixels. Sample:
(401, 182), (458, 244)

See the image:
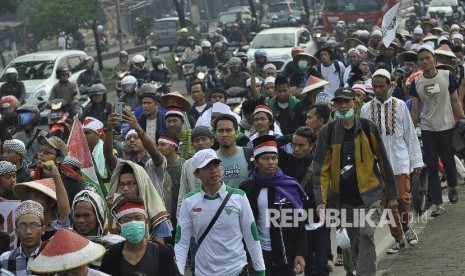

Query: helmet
(187, 36), (195, 42)
(254, 49), (267, 59)
(228, 57), (242, 67)
(17, 104), (40, 125)
(288, 17), (298, 26)
(151, 56), (164, 66)
(89, 83), (106, 96)
(179, 28), (188, 34)
(337, 20), (346, 26)
(138, 83), (157, 95)
(132, 54), (145, 64)
(56, 66), (70, 78)
(291, 46), (304, 56)
(201, 40), (211, 48)
(5, 67), (18, 75)
(1, 96), (19, 109)
(271, 15), (279, 21)
(121, 75), (138, 93)
(149, 46), (158, 52)
(356, 18), (365, 24)
(216, 28), (222, 34)
(97, 25), (104, 31)
(335, 24), (343, 30)
(84, 56), (94, 66)
(214, 42), (223, 49)
(119, 51), (128, 60)
(232, 23), (239, 28)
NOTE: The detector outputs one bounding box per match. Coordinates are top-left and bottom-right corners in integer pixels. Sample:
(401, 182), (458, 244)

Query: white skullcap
(211, 102), (231, 114)
(414, 27), (423, 34)
(453, 33), (464, 41)
(246, 77), (262, 87)
(265, 77), (276, 84)
(356, 45), (368, 52)
(371, 30), (382, 37)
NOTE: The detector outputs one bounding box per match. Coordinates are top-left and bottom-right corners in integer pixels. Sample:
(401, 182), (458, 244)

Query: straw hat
(435, 44), (458, 59)
(422, 33), (438, 42)
(302, 76), (330, 94)
(436, 63), (457, 75)
(29, 228), (106, 274)
(14, 178), (57, 202)
(430, 27), (444, 36)
(160, 91), (192, 112)
(397, 51), (418, 65)
(293, 52), (318, 66)
(343, 37), (364, 52)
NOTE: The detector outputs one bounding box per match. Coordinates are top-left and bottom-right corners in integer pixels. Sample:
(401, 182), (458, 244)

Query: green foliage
(133, 14), (154, 37)
(31, 0), (102, 41)
(1, 0), (23, 15)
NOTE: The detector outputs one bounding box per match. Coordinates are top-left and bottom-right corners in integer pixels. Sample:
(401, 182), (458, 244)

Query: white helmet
(132, 54), (145, 64)
(201, 40), (211, 48)
(97, 25), (104, 31)
(121, 75), (137, 85)
(5, 67), (18, 75)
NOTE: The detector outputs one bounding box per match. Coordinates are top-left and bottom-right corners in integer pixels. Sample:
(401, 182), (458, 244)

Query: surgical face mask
(298, 60), (308, 70)
(334, 108), (355, 120)
(157, 64), (164, 70)
(121, 221), (146, 243)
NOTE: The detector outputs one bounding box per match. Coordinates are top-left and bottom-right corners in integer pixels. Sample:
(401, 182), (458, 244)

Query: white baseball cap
(192, 149), (222, 169)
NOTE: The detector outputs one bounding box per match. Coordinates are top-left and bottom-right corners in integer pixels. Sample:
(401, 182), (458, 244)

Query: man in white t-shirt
(316, 47), (346, 97)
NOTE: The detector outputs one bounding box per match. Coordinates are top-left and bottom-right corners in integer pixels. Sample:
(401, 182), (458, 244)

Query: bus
(322, 0), (399, 32)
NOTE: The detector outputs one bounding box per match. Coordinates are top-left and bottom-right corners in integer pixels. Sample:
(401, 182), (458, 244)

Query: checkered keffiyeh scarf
(62, 155), (82, 170)
(3, 139), (27, 159)
(0, 161), (16, 175)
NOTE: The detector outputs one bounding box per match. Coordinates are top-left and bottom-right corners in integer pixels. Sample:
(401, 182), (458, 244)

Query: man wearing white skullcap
(0, 160), (17, 200)
(0, 200), (45, 275)
(3, 139), (31, 183)
(405, 27), (424, 50)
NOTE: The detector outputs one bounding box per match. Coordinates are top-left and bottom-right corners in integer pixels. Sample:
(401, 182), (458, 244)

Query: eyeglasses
(39, 147), (57, 156)
(16, 222), (42, 231)
(118, 181), (137, 189)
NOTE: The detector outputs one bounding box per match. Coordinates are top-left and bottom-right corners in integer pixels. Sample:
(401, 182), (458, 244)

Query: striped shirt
(0, 244), (41, 276)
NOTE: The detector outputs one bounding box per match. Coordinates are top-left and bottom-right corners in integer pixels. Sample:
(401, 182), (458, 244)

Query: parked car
(218, 10), (252, 29)
(0, 50), (86, 114)
(153, 17), (201, 50)
(427, 0), (457, 17)
(247, 27), (316, 72)
(265, 1), (304, 25)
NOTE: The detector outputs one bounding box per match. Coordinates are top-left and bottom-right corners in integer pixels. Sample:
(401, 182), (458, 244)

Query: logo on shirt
(192, 207), (202, 213)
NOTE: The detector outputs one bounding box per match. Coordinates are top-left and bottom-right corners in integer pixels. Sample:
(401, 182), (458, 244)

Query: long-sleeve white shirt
(361, 97), (423, 175)
(175, 183), (265, 276)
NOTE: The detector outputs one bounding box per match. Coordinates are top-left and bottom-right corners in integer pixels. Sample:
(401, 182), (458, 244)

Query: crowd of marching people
(2, 2), (465, 275)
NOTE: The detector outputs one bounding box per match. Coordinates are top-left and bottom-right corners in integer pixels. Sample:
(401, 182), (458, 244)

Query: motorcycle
(226, 87), (248, 114)
(195, 66), (213, 92)
(115, 71), (131, 98)
(47, 98), (80, 141)
(99, 37), (109, 53)
(183, 60), (196, 94)
(174, 46), (186, 80)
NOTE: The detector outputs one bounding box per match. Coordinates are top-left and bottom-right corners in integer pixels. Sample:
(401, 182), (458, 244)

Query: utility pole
(115, 0), (123, 51)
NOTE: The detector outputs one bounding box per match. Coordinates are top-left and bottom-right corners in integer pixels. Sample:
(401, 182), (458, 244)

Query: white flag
(382, 2), (401, 48)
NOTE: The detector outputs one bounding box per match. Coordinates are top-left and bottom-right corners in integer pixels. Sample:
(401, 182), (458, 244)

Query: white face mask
(157, 64), (164, 70)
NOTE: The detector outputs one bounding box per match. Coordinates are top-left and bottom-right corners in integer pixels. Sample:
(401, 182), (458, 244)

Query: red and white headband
(114, 202), (147, 220)
(253, 105), (273, 118)
(253, 140), (278, 157)
(158, 135), (180, 148)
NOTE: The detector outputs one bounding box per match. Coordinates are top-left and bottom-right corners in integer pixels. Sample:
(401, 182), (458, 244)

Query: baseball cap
(333, 87), (356, 100)
(38, 135), (68, 157)
(192, 149), (221, 169)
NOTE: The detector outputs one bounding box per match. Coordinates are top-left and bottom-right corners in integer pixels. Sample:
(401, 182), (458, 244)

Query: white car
(0, 50), (87, 106)
(247, 27), (317, 72)
(427, 0), (457, 17)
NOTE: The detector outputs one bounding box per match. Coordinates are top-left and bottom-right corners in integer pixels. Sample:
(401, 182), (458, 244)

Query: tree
(1, 0), (23, 16)
(172, 0), (186, 28)
(31, 0), (105, 69)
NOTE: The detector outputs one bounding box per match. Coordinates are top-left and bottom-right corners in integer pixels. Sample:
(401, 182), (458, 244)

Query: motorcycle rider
(0, 96), (19, 145)
(451, 4), (462, 24)
(333, 23), (347, 43)
(253, 49), (268, 79)
(119, 75), (139, 108)
(147, 46), (159, 67)
(47, 66), (80, 122)
(227, 23), (245, 44)
(195, 41), (218, 70)
(13, 105), (48, 165)
(223, 57), (250, 89)
(79, 83), (112, 126)
(283, 46), (305, 78)
(0, 67), (26, 104)
(356, 18), (366, 31)
(77, 56), (103, 88)
(235, 52), (249, 73)
(114, 50), (131, 72)
(214, 42), (232, 64)
(149, 56), (172, 94)
(97, 25), (108, 52)
(174, 28), (190, 52)
(182, 36), (202, 63)
(130, 54), (150, 87)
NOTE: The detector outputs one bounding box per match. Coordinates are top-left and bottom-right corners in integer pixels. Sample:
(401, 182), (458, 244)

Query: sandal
(431, 206), (445, 217)
(335, 254), (344, 266)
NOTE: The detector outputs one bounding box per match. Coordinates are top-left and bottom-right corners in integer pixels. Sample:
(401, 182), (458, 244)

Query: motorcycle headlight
(174, 56), (180, 62)
(316, 33), (321, 38)
(197, 72), (206, 80)
(51, 101), (62, 110)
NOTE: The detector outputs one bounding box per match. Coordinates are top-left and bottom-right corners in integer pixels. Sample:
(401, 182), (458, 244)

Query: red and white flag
(67, 119), (105, 199)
